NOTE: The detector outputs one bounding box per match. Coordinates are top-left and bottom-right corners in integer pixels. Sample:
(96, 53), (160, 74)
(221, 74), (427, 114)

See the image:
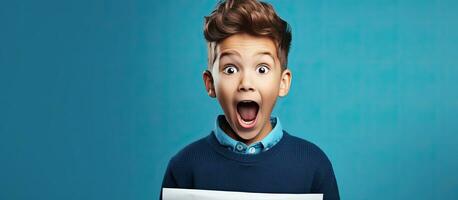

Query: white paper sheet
(162, 188), (323, 200)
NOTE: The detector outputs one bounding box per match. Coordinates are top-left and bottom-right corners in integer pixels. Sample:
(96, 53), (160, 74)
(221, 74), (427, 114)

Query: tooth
(242, 119), (254, 125)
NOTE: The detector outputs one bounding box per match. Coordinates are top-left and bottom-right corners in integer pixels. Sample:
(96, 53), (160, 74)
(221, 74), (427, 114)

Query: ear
(203, 69), (216, 98)
(278, 69), (292, 97)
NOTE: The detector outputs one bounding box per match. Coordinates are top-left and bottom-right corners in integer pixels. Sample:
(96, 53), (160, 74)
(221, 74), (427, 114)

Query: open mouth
(236, 100), (260, 129)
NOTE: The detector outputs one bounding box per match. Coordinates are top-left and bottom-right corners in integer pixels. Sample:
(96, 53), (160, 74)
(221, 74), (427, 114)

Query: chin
(233, 116), (268, 142)
(236, 130), (260, 141)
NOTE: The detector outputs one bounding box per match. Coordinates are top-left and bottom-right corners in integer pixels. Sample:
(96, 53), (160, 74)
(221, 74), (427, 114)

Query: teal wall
(1, 0), (457, 199)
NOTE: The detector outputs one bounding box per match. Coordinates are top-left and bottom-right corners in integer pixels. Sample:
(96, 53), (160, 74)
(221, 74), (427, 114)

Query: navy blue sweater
(161, 131), (340, 200)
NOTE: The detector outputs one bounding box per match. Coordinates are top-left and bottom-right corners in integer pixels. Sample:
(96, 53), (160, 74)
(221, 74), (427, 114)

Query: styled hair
(204, 0), (292, 70)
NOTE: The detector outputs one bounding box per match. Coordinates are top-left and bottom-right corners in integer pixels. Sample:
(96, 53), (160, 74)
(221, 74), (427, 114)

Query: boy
(161, 0), (339, 199)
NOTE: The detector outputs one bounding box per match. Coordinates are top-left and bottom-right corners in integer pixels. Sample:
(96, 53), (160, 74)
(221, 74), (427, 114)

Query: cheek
(262, 89), (279, 106)
(215, 77), (237, 104)
(258, 78), (281, 107)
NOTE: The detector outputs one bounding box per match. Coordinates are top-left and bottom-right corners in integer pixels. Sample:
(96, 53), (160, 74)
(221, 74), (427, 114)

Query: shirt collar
(214, 114), (283, 153)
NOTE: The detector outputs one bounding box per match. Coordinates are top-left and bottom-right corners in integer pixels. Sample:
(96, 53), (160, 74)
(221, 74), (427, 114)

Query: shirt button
(236, 143), (244, 151)
(248, 147), (256, 154)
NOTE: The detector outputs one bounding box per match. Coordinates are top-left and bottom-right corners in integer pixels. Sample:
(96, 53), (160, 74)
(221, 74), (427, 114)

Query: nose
(238, 72), (255, 92)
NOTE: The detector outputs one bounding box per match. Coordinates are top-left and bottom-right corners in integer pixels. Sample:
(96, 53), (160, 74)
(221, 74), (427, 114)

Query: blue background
(1, 0), (457, 199)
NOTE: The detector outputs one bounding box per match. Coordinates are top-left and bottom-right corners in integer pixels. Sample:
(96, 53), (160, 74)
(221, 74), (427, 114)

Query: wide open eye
(256, 64), (270, 74)
(223, 65), (238, 74)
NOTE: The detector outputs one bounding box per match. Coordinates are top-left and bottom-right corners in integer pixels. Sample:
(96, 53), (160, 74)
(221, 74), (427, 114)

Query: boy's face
(203, 33), (292, 145)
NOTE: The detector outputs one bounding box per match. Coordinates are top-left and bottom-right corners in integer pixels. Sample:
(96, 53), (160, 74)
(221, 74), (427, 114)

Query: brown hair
(204, 0), (292, 70)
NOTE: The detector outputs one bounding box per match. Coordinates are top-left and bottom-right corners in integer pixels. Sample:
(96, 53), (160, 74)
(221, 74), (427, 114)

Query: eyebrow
(219, 50), (275, 61)
(219, 50), (241, 60)
(256, 51), (275, 61)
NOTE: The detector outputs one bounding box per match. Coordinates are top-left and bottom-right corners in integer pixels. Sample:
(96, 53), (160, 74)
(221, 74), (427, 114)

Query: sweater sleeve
(160, 154), (196, 200)
(311, 155), (340, 200)
(159, 159), (178, 200)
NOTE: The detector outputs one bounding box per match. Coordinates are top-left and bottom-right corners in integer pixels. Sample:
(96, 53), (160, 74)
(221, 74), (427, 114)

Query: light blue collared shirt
(214, 115), (284, 154)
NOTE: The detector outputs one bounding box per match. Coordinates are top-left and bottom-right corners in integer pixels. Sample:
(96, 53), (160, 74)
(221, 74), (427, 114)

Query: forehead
(216, 33), (278, 61)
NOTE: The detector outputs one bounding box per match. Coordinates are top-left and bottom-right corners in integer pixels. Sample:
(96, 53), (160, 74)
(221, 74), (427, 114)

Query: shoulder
(168, 133), (213, 166)
(162, 134), (213, 189)
(283, 131), (333, 167)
